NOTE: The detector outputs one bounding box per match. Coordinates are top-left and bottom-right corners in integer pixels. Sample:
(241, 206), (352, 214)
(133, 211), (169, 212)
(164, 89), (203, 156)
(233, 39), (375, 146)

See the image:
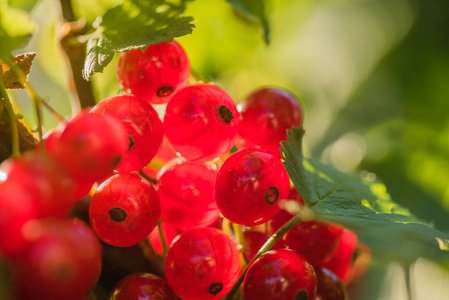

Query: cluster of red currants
(0, 41), (368, 299)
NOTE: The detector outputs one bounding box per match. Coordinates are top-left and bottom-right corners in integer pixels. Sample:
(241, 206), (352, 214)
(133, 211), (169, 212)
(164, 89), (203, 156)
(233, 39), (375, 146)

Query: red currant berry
(243, 249), (317, 300)
(117, 41), (190, 105)
(0, 180), (39, 259)
(56, 110), (128, 183)
(109, 273), (176, 300)
(40, 127), (63, 155)
(91, 94), (164, 173)
(319, 228), (359, 285)
(282, 220), (343, 265)
(164, 84), (240, 161)
(13, 219), (102, 300)
(89, 173), (161, 247)
(41, 128), (95, 200)
(165, 227), (240, 300)
(4, 152), (75, 217)
(314, 267), (347, 300)
(155, 136), (178, 163)
(157, 157), (219, 231)
(237, 87), (303, 157)
(215, 149), (290, 226)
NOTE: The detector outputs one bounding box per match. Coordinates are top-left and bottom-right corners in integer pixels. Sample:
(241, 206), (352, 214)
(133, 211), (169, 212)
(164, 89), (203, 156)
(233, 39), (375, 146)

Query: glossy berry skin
(215, 149), (290, 226)
(91, 94), (164, 173)
(57, 110), (128, 183)
(148, 221), (179, 256)
(282, 220), (343, 265)
(243, 249), (317, 300)
(319, 228), (359, 285)
(89, 173), (161, 247)
(41, 128), (94, 200)
(109, 273), (176, 300)
(165, 227), (240, 300)
(0, 180), (39, 259)
(117, 41), (190, 105)
(164, 84), (240, 161)
(237, 87), (303, 157)
(12, 219), (102, 300)
(4, 152), (75, 217)
(314, 267), (347, 300)
(157, 157), (219, 231)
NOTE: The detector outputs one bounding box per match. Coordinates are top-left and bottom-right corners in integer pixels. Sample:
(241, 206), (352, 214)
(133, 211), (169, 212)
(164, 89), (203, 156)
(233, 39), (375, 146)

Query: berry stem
(225, 215), (304, 300)
(8, 60), (43, 141)
(0, 80), (20, 158)
(231, 222), (248, 268)
(157, 220), (168, 258)
(138, 169), (158, 185)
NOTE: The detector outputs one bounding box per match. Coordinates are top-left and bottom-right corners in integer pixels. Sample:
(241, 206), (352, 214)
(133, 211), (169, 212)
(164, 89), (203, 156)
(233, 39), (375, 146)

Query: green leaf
(226, 0), (270, 45)
(82, 0), (195, 80)
(281, 128), (449, 263)
(0, 0), (36, 59)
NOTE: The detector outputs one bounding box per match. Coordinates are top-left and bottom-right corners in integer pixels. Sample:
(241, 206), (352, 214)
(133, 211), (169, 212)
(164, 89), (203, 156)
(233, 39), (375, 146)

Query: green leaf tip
(226, 0), (271, 45)
(82, 0), (195, 80)
(282, 127), (449, 262)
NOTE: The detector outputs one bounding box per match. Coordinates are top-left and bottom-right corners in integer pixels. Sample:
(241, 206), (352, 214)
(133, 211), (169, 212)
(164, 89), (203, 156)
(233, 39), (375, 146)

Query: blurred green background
(6, 0), (449, 299)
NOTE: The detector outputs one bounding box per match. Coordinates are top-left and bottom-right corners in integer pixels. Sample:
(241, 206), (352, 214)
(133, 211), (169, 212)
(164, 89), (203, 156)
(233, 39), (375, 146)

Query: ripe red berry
(314, 267), (347, 300)
(243, 249), (317, 300)
(109, 273), (177, 300)
(117, 41), (190, 105)
(215, 149), (290, 226)
(164, 84), (240, 161)
(237, 87), (303, 157)
(318, 228), (359, 285)
(165, 227), (240, 300)
(12, 219), (102, 300)
(89, 173), (161, 247)
(282, 220), (343, 265)
(90, 94), (164, 173)
(56, 110), (128, 183)
(41, 127), (95, 200)
(0, 180), (40, 259)
(157, 157), (219, 231)
(3, 152), (75, 217)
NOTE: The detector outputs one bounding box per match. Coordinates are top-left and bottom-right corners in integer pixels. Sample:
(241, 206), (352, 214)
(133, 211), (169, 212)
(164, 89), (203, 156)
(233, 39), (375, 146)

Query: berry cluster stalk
(225, 215), (304, 299)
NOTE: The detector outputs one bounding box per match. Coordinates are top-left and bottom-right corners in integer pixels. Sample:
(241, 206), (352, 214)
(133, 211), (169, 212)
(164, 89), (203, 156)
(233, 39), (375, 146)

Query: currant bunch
(0, 39), (370, 300)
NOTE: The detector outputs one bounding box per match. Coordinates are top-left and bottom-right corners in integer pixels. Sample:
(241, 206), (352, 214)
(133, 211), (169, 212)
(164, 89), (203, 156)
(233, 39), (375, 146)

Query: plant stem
(157, 220), (168, 258)
(231, 222), (248, 269)
(59, 20), (96, 111)
(0, 81), (19, 158)
(8, 61), (44, 141)
(59, 0), (75, 22)
(138, 169), (158, 185)
(225, 215), (303, 300)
